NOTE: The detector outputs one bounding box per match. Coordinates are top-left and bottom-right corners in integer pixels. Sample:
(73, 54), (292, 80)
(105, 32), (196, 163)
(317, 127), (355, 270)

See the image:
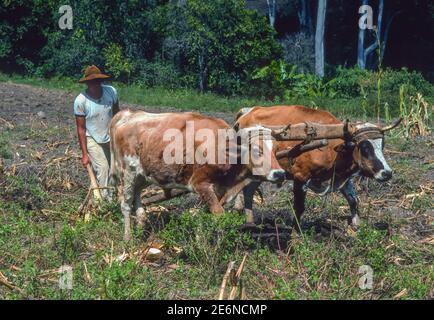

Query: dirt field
(0, 81), (433, 299)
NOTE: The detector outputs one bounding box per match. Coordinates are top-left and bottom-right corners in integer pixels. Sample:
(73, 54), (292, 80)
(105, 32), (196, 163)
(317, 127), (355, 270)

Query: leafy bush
(156, 0), (281, 95)
(132, 59), (183, 88)
(328, 66), (373, 98)
(0, 0), (51, 73)
(381, 69), (434, 97)
(329, 66), (434, 98)
(34, 0), (156, 79)
(252, 60), (337, 99)
(103, 43), (132, 82)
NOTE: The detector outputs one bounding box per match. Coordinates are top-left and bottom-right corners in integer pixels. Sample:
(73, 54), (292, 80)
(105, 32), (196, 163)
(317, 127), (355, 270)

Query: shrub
(132, 59), (183, 88)
(281, 32), (315, 74)
(329, 66), (373, 98)
(158, 0), (281, 95)
(103, 43), (132, 82)
(252, 60), (337, 99)
(329, 66), (434, 98)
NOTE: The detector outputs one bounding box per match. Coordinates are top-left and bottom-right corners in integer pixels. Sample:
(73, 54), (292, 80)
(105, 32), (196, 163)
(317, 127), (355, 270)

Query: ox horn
(381, 118), (403, 132)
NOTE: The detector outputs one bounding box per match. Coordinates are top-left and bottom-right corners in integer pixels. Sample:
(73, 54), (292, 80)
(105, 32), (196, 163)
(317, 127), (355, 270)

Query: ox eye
(359, 142), (371, 157)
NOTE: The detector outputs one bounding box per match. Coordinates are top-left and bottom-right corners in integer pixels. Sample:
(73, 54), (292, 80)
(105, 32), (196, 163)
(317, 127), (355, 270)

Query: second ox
(234, 105), (401, 231)
(110, 109), (286, 240)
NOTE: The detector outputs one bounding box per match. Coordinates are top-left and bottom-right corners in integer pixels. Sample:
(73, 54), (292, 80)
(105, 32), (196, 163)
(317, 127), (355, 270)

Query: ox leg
(121, 192), (134, 242)
(120, 171), (136, 242)
(292, 180), (306, 233)
(134, 182), (147, 229)
(233, 193), (244, 212)
(340, 180), (360, 227)
(195, 182), (224, 214)
(242, 181), (261, 224)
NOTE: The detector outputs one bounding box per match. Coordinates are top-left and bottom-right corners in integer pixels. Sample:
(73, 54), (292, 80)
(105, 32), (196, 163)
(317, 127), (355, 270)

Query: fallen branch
(0, 117), (14, 129)
(77, 187), (92, 220)
(218, 261), (235, 300)
(228, 253), (248, 300)
(0, 271), (26, 297)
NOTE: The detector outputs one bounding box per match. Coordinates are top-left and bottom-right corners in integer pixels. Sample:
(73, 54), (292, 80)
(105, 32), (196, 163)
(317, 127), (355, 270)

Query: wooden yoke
(276, 139), (329, 160)
(270, 122), (350, 142)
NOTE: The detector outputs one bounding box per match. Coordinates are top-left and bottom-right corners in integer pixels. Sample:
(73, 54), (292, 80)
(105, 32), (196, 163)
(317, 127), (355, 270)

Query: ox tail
(108, 109), (132, 195)
(108, 127), (120, 199)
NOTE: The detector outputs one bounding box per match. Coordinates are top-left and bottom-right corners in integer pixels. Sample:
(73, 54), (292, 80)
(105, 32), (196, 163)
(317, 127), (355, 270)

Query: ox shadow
(240, 208), (365, 251)
(136, 192), (390, 252)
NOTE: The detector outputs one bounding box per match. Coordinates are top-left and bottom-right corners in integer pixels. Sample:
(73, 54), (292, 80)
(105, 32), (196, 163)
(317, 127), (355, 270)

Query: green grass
(1, 202), (431, 300)
(0, 72), (417, 119)
(0, 130), (13, 160)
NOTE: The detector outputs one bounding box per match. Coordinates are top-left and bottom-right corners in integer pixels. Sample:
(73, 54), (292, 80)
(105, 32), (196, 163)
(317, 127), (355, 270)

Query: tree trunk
(381, 11), (400, 61)
(298, 0), (313, 35)
(363, 0), (384, 69)
(315, 0), (327, 78)
(198, 48), (208, 93)
(357, 0), (369, 69)
(266, 0), (276, 28)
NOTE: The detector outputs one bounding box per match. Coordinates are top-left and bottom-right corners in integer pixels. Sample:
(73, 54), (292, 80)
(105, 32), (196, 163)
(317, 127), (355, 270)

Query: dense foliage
(0, 0), (433, 98)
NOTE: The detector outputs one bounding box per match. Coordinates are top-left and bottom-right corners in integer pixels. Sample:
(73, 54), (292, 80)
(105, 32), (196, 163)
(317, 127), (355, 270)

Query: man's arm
(75, 116), (90, 167)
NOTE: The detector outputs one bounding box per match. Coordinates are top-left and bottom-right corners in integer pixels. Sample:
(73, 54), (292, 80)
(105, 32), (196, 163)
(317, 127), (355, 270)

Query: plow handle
(86, 164), (102, 201)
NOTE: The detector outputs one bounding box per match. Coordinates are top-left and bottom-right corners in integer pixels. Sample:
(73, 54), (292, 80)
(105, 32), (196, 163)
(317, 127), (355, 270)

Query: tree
(160, 0), (281, 94)
(357, 0), (400, 69)
(298, 0), (313, 35)
(266, 0), (276, 28)
(357, 0), (370, 69)
(315, 0), (327, 77)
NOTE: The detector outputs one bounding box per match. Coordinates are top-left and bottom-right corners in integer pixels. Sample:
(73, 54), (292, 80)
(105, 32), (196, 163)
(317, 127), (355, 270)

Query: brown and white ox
(234, 105), (401, 231)
(110, 109), (285, 240)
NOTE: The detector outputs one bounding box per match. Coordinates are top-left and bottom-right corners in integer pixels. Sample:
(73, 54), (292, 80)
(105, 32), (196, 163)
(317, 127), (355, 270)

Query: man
(74, 65), (120, 198)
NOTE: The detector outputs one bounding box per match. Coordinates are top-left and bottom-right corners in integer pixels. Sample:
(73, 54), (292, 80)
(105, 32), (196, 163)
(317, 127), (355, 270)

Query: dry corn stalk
(218, 254), (248, 300)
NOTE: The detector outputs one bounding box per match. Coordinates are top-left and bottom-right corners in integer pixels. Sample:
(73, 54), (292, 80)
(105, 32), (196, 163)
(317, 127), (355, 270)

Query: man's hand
(82, 153), (90, 168)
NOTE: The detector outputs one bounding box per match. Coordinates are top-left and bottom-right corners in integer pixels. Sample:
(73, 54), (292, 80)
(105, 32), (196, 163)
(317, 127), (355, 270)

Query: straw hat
(79, 65), (110, 83)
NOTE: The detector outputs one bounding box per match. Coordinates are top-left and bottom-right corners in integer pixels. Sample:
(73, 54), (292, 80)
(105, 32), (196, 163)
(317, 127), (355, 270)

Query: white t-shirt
(73, 85), (118, 144)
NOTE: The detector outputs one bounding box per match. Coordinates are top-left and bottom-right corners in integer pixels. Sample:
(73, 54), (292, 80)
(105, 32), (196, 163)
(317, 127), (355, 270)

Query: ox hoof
(240, 222), (258, 232)
(350, 215), (361, 229)
(136, 208), (147, 227)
